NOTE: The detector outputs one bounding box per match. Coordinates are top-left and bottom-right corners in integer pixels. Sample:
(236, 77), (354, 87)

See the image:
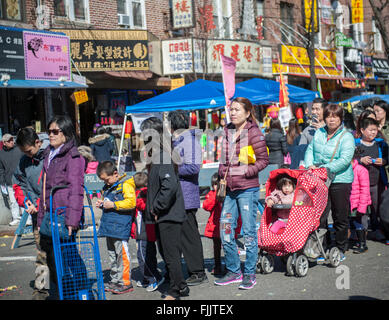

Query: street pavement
(0, 203), (388, 301)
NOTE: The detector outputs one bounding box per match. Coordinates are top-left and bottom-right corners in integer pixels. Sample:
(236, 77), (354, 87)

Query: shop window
(54, 0), (89, 22)
(117, 0), (146, 29)
(0, 0), (23, 21)
(280, 2), (294, 45)
(294, 187), (314, 207)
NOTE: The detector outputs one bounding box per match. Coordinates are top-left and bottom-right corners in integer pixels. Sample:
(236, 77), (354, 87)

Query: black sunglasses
(48, 129), (62, 135)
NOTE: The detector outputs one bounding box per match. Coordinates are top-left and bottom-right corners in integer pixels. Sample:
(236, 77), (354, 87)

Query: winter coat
(97, 176), (136, 240)
(218, 119), (269, 192)
(287, 135), (305, 169)
(86, 161), (98, 174)
(354, 137), (389, 187)
(202, 189), (241, 238)
(350, 160), (371, 214)
(172, 129), (202, 210)
(37, 140), (85, 229)
(303, 125), (355, 184)
(130, 187), (154, 241)
(265, 189), (294, 220)
(0, 145), (23, 185)
(89, 133), (114, 162)
(265, 128), (288, 166)
(12, 147), (45, 208)
(145, 151), (187, 225)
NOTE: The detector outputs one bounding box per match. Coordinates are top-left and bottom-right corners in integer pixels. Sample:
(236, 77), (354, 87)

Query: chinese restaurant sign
(280, 45), (337, 68)
(351, 0), (364, 24)
(172, 0), (194, 29)
(0, 29), (25, 80)
(24, 31), (71, 81)
(55, 29), (149, 72)
(303, 0), (319, 33)
(207, 40), (271, 75)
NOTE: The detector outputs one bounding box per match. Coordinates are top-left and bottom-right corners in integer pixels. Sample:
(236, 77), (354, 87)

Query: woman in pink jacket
(350, 146), (371, 254)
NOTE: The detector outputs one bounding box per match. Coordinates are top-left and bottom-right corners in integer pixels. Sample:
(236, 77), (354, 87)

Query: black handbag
(39, 210), (71, 241)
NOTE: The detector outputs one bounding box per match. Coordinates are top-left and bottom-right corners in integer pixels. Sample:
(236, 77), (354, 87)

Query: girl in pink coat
(350, 146), (371, 254)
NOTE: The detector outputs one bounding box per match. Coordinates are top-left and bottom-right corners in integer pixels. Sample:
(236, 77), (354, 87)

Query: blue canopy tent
(338, 94), (389, 105)
(236, 78), (319, 104)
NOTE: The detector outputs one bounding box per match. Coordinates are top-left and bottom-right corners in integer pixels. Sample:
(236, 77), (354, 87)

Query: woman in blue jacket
(304, 104), (355, 261)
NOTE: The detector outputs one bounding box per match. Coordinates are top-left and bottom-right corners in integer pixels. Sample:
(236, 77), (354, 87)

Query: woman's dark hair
(286, 118), (301, 145)
(374, 100), (389, 122)
(231, 97), (257, 122)
(47, 115), (76, 143)
(323, 104), (344, 123)
(168, 110), (189, 131)
(270, 118), (282, 131)
(355, 109), (376, 138)
(360, 117), (379, 130)
(97, 126), (106, 135)
(16, 127), (39, 147)
(276, 176), (295, 191)
(97, 160), (117, 177)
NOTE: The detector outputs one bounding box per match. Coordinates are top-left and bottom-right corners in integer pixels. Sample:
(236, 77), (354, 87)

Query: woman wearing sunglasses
(37, 115), (86, 298)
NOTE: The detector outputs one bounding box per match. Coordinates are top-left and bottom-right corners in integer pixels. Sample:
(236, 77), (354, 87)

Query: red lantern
(191, 112), (197, 127)
(295, 107), (304, 124)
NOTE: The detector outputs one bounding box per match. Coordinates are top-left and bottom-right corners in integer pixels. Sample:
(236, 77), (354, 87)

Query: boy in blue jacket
(96, 161), (136, 295)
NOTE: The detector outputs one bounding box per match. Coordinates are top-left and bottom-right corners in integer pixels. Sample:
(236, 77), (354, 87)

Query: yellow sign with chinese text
(351, 0), (364, 24)
(170, 78), (185, 90)
(304, 0), (319, 33)
(280, 45), (337, 68)
(74, 90), (88, 105)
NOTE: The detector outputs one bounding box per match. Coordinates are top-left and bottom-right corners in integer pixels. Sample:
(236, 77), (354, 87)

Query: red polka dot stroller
(257, 167), (342, 277)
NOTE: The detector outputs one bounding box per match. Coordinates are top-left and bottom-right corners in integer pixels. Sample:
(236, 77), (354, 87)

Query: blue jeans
(220, 187), (259, 275)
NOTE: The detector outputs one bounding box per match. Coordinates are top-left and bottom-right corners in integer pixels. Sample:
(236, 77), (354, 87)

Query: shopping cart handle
(272, 204), (292, 210)
(50, 185), (69, 197)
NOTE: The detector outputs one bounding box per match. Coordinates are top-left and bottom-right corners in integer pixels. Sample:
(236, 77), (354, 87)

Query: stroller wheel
(260, 254), (274, 274)
(328, 247), (341, 268)
(286, 255), (295, 276)
(295, 255), (309, 277)
(256, 255), (262, 274)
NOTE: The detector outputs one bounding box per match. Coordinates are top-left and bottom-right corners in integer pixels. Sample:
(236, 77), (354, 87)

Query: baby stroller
(257, 168), (342, 277)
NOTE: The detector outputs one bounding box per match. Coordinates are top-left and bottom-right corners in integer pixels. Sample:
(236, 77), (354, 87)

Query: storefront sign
(363, 55), (374, 79)
(335, 32), (353, 47)
(373, 58), (389, 79)
(272, 63), (342, 79)
(303, 0), (319, 33)
(172, 0), (195, 29)
(162, 38), (204, 75)
(23, 31), (71, 81)
(280, 45), (337, 68)
(74, 89), (88, 105)
(343, 47), (364, 79)
(351, 0), (364, 24)
(171, 77), (185, 90)
(207, 40), (270, 75)
(55, 29), (149, 72)
(0, 29), (25, 80)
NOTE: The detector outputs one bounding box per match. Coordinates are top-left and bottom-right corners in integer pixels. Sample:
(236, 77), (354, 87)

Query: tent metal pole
(117, 113), (128, 174)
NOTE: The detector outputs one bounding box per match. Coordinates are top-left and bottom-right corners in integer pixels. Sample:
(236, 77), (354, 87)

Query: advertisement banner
(207, 40), (264, 75)
(351, 0), (364, 24)
(0, 29), (25, 80)
(273, 63), (342, 79)
(303, 0), (319, 33)
(172, 0), (195, 29)
(23, 31), (71, 81)
(220, 54), (236, 105)
(280, 45), (337, 68)
(55, 29), (149, 72)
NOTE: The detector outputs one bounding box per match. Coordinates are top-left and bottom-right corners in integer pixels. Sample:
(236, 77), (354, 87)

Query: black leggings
(320, 183), (352, 252)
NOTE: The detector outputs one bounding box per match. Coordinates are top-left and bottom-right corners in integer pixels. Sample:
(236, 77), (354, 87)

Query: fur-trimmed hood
(88, 133), (111, 146)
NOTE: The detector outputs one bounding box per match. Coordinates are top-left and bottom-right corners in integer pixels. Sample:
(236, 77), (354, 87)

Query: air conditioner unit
(118, 14), (131, 26)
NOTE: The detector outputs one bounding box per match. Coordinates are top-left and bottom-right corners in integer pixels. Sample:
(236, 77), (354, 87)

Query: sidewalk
(0, 224), (18, 237)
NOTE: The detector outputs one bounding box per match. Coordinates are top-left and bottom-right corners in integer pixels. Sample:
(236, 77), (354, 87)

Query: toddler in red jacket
(203, 173), (242, 275)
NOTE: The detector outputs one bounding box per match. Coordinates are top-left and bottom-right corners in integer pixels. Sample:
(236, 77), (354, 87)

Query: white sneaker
(9, 219), (20, 226)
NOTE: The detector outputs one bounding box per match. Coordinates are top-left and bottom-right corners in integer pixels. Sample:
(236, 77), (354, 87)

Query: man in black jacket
(0, 134), (23, 225)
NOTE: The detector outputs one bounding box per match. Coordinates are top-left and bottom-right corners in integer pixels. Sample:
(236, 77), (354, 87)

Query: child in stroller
(265, 176), (295, 235)
(257, 168), (342, 277)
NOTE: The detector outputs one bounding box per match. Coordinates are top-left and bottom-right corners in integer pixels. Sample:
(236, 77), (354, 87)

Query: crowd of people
(1, 95), (389, 301)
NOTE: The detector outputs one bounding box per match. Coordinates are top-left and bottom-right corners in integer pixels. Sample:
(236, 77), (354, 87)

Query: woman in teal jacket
(304, 104), (355, 260)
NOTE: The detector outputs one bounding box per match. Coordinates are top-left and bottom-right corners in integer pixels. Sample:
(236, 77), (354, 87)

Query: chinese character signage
(56, 29), (149, 72)
(198, 5), (216, 32)
(335, 32), (353, 47)
(207, 40), (269, 75)
(0, 29), (25, 80)
(172, 0), (194, 29)
(280, 45), (336, 68)
(171, 78), (185, 90)
(303, 0), (319, 33)
(351, 0), (364, 24)
(373, 58), (389, 79)
(74, 89), (88, 105)
(24, 31), (71, 81)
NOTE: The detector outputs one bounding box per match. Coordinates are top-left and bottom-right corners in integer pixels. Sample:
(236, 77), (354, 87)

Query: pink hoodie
(350, 159), (371, 214)
(86, 161), (99, 174)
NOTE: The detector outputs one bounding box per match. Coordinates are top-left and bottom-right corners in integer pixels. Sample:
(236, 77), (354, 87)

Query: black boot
(353, 230), (368, 254)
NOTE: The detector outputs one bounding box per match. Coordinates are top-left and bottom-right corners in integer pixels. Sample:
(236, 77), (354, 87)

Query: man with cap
(0, 133), (24, 225)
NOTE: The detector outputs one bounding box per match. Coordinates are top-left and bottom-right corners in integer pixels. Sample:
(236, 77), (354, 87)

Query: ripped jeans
(220, 187), (259, 275)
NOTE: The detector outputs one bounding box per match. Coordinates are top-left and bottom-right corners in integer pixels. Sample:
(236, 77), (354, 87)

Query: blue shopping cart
(49, 185), (105, 300)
